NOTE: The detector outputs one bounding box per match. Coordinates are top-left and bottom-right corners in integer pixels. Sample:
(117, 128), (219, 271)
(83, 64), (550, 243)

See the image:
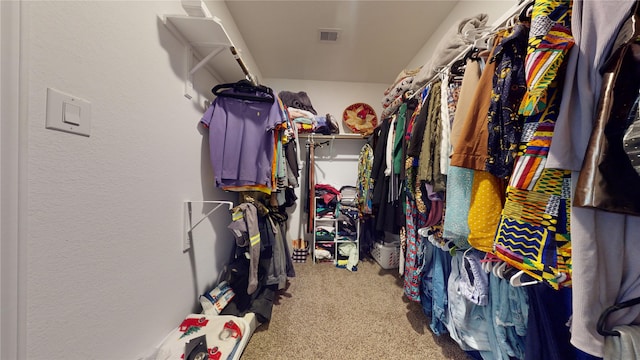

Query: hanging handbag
(574, 7), (640, 216)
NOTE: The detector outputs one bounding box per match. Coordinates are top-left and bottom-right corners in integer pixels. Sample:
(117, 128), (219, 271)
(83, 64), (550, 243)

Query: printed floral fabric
(404, 165), (427, 302)
(357, 143), (374, 214)
(486, 23), (530, 179)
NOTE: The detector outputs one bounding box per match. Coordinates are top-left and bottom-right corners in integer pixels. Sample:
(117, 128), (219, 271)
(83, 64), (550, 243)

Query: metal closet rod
(230, 46), (258, 86)
(303, 133), (367, 140)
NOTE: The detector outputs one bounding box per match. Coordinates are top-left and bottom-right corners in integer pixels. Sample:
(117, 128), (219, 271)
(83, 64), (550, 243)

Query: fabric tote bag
(574, 13), (640, 216)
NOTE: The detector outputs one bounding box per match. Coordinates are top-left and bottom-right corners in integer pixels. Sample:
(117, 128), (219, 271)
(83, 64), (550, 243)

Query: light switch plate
(46, 88), (91, 137)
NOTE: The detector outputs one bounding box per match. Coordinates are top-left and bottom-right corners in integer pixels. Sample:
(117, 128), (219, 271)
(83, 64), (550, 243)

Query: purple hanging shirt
(200, 91), (283, 188)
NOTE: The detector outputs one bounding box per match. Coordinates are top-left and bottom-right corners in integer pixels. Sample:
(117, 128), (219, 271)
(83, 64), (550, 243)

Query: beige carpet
(241, 259), (470, 359)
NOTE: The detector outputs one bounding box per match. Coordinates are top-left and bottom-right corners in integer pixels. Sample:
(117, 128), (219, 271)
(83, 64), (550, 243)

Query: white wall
(406, 0), (517, 70)
(22, 1), (237, 359)
(265, 78), (387, 133)
(1, 1), (24, 359)
(263, 78), (386, 243)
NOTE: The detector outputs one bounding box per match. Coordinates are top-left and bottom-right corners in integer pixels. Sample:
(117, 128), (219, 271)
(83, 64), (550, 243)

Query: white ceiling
(224, 1), (460, 84)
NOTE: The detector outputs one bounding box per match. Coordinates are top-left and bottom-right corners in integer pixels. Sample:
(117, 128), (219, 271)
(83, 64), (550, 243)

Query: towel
(604, 325), (640, 360)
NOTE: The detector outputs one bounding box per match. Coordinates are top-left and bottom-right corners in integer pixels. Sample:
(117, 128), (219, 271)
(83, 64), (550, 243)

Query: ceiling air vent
(319, 29), (340, 42)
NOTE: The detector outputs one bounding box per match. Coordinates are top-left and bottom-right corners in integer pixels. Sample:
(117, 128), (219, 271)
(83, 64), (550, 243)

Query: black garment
(401, 98), (419, 181)
(282, 187), (297, 208)
(358, 216), (379, 259)
(370, 118), (400, 234)
(257, 214), (273, 258)
(525, 285), (577, 360)
(285, 140), (299, 180)
(371, 119), (391, 207)
(303, 143), (311, 231)
(219, 253), (276, 323)
(407, 98), (430, 157)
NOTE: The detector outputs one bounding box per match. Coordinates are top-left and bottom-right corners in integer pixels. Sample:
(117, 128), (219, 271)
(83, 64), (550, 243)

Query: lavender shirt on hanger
(200, 89), (284, 189)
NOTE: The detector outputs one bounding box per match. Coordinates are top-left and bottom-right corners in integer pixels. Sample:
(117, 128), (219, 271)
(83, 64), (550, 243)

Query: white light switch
(62, 102), (81, 125)
(46, 88), (91, 137)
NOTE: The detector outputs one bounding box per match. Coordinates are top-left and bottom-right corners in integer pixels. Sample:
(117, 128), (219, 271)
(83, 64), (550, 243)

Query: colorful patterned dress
(493, 0), (574, 289)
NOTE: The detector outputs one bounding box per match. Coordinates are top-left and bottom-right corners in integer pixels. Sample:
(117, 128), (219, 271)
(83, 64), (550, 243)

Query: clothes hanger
(502, 265), (520, 281)
(462, 247), (474, 260)
(450, 46), (483, 76)
(498, 262), (511, 279)
(597, 296), (640, 336)
(211, 79), (275, 103)
(518, 0), (534, 22)
(509, 269), (539, 287)
(480, 252), (501, 273)
(508, 270), (567, 287)
(492, 261), (509, 279)
(481, 259), (493, 274)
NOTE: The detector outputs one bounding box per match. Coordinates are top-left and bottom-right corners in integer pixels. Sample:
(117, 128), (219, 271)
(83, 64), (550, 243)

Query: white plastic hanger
(509, 270), (539, 287)
(481, 252), (501, 274)
(482, 260), (493, 274)
(492, 261), (509, 279)
(509, 270), (569, 287)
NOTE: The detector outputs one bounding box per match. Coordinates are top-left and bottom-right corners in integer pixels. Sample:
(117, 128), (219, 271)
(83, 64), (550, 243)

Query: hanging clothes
(485, 273), (528, 360)
(228, 203), (261, 295)
(442, 165), (474, 249)
(417, 81), (446, 193)
(449, 33), (503, 171)
(402, 168), (427, 302)
(443, 59), (482, 250)
(406, 85), (430, 158)
(450, 60), (482, 148)
(467, 170), (505, 253)
(493, 0), (574, 290)
(305, 142), (315, 233)
(550, 1), (640, 357)
(446, 34), (507, 253)
(201, 84), (284, 191)
(371, 118), (400, 233)
(495, 95), (573, 290)
(440, 74), (462, 176)
(402, 89), (432, 300)
(519, 1), (573, 116)
(357, 142), (374, 215)
(485, 23), (529, 179)
(525, 285), (575, 360)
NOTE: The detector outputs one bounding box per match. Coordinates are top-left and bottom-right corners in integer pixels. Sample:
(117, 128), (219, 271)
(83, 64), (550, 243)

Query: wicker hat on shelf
(342, 103), (377, 136)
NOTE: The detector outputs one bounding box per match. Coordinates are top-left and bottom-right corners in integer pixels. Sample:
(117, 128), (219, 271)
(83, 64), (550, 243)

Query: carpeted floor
(241, 259), (470, 359)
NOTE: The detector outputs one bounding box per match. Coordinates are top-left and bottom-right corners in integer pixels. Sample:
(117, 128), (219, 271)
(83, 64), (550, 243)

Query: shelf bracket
(183, 200), (233, 251)
(162, 15), (241, 99)
(184, 45), (226, 99)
